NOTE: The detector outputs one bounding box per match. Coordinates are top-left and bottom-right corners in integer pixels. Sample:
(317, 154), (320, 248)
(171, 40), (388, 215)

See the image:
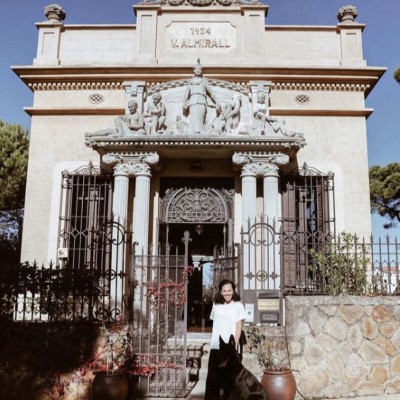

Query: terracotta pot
(91, 370), (129, 400)
(260, 369), (296, 400)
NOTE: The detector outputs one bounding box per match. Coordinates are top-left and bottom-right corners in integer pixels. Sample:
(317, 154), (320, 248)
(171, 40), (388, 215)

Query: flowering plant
(146, 266), (193, 309)
(245, 325), (290, 372)
(88, 322), (133, 374)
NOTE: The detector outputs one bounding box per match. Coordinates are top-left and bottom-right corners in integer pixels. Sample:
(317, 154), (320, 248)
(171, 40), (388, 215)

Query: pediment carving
(140, 0), (260, 7)
(85, 61), (305, 145)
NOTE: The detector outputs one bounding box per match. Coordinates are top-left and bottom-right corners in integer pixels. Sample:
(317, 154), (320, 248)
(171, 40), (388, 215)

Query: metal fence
(283, 232), (400, 296)
(0, 261), (125, 322)
(2, 234), (399, 323)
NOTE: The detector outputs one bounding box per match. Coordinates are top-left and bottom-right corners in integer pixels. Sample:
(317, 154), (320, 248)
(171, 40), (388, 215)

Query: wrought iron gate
(131, 254), (189, 397)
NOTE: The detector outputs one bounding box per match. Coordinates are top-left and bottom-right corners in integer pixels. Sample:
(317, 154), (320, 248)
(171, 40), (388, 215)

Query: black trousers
(204, 349), (222, 400)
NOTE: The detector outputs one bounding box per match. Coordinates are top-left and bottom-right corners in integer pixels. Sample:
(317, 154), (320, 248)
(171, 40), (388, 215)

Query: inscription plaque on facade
(166, 21), (236, 51)
(257, 298), (279, 311)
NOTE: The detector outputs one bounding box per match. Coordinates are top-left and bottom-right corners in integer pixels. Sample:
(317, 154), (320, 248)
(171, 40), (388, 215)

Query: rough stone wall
(280, 296), (400, 398)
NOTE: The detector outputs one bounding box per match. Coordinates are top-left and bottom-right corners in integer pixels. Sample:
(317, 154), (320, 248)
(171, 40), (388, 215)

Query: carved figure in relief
(114, 99), (146, 136)
(253, 91), (286, 135)
(183, 59), (221, 133)
(143, 92), (167, 135)
(224, 93), (242, 133)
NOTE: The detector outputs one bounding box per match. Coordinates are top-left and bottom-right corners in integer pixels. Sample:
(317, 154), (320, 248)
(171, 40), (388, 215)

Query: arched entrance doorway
(159, 186), (235, 330)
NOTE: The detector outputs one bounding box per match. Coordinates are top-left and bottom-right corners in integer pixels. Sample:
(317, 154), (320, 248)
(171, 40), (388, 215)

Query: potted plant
(90, 322), (131, 400)
(245, 325), (296, 400)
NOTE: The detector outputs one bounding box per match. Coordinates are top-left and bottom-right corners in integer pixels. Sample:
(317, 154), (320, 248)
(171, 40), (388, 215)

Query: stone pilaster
(123, 81), (147, 113)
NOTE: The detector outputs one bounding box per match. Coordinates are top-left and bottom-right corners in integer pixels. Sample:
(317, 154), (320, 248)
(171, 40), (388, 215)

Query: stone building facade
(15, 2), (384, 318)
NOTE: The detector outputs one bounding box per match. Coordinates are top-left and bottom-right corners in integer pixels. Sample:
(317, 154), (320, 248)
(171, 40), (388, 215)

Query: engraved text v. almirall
(170, 38), (231, 49)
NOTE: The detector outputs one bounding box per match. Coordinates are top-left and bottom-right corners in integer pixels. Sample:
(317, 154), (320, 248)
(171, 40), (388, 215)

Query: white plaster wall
(20, 115), (117, 263)
(286, 115), (371, 237)
(59, 27), (137, 65)
(32, 89), (125, 108)
(264, 28), (341, 66)
(271, 90), (366, 110)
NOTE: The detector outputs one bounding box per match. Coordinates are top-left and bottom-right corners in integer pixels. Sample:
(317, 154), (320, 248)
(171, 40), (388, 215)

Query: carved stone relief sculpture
(140, 0), (260, 6)
(143, 92), (167, 134)
(84, 63), (304, 141)
(182, 59), (221, 133)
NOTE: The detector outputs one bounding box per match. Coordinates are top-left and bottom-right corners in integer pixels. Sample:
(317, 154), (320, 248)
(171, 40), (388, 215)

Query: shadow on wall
(0, 322), (98, 400)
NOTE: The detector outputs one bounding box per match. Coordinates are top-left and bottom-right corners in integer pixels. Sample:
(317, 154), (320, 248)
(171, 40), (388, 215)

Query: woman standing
(204, 279), (245, 400)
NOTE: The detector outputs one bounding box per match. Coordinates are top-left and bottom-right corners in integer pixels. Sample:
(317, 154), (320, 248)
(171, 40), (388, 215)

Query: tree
(0, 120), (29, 264)
(394, 66), (400, 84)
(369, 163), (400, 229)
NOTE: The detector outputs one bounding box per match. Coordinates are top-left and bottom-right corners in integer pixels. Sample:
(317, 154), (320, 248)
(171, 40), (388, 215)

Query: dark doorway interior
(159, 177), (235, 331)
(167, 223), (224, 331)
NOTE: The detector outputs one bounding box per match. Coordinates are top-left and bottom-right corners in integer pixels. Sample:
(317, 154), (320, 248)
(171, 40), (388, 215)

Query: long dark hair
(213, 279), (241, 304)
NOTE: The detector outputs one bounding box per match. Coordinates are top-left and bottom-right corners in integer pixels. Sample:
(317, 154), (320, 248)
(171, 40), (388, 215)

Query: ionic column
(233, 152), (289, 291)
(240, 164), (257, 290)
(113, 164), (130, 224)
(132, 163), (152, 258)
(102, 152), (159, 320)
(263, 164), (280, 225)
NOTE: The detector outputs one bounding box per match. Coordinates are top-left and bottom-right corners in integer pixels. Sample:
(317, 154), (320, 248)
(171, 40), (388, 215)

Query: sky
(0, 0), (399, 236)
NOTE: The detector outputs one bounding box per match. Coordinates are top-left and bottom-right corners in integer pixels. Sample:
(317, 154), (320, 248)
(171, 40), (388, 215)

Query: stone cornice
(12, 65), (385, 96)
(25, 80), (371, 93)
(24, 107), (373, 118)
(87, 135), (305, 159)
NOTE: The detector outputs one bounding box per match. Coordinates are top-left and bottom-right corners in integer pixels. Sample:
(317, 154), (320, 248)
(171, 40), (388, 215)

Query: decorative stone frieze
(88, 93), (105, 104)
(28, 82), (123, 91)
(273, 82), (369, 92)
(294, 94), (311, 105)
(337, 5), (358, 24)
(140, 0), (260, 6)
(44, 4), (66, 23)
(26, 81), (371, 93)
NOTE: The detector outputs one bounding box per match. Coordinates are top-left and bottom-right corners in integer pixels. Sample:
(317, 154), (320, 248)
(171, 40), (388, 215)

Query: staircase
(185, 333), (210, 400)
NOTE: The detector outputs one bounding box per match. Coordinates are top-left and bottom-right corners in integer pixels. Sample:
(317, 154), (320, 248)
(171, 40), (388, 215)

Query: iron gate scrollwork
(131, 254), (190, 397)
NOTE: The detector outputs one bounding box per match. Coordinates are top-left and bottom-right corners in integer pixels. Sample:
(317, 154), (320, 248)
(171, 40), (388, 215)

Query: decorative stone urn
(44, 4), (66, 23)
(337, 5), (358, 23)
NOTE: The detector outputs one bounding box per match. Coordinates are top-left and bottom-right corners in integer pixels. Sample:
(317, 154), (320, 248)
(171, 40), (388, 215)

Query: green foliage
(0, 262), (101, 321)
(0, 120), (29, 264)
(309, 232), (370, 295)
(394, 66), (400, 84)
(369, 163), (400, 228)
(0, 120), (29, 213)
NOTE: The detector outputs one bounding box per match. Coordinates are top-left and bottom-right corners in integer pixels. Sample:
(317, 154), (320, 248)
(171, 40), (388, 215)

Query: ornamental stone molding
(337, 5), (358, 23)
(272, 82), (369, 92)
(28, 82), (123, 91)
(26, 81), (370, 94)
(140, 0), (260, 6)
(44, 4), (66, 23)
(114, 162), (152, 177)
(240, 162), (279, 178)
(232, 152), (289, 177)
(102, 152), (159, 177)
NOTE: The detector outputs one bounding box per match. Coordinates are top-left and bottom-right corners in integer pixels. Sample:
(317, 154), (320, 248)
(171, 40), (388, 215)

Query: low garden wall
(244, 296), (400, 399)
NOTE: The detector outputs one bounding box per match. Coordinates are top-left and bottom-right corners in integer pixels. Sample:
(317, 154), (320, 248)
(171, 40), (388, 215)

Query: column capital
(103, 152), (159, 177)
(232, 152), (289, 177)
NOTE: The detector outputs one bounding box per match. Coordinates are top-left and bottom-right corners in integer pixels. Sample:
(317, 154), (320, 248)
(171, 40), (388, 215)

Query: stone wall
(244, 296), (400, 399)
